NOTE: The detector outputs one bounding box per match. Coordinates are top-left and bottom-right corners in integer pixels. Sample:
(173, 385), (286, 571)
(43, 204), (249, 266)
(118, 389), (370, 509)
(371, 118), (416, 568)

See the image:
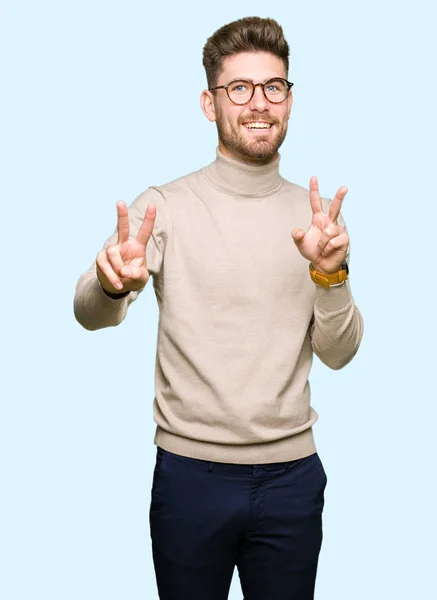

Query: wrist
(310, 262), (340, 275)
(309, 261), (349, 288)
(100, 283), (130, 299)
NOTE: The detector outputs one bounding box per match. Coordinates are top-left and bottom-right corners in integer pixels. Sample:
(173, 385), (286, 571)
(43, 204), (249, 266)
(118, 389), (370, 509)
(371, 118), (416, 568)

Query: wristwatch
(309, 260), (349, 288)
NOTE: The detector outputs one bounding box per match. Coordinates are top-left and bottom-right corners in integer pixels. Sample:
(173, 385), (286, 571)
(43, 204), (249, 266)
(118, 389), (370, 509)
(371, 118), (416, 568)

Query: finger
(116, 201), (130, 244)
(120, 265), (148, 281)
(309, 176), (323, 215)
(136, 204), (157, 246)
(317, 224), (344, 253)
(96, 250), (123, 290)
(106, 245), (124, 276)
(129, 255), (146, 268)
(328, 186), (348, 223)
(291, 228), (305, 246)
(320, 232), (349, 257)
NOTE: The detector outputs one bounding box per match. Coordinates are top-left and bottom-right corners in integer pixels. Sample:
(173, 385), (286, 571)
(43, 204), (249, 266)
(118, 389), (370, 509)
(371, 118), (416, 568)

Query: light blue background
(1, 0), (435, 598)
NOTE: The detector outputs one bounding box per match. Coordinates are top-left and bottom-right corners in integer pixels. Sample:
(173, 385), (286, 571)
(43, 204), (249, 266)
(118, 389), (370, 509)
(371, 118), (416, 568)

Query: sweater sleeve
(73, 187), (167, 331)
(309, 200), (364, 370)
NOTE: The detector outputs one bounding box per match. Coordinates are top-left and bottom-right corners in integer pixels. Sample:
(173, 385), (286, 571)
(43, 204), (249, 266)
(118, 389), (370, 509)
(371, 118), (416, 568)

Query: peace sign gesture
(291, 177), (349, 274)
(96, 201), (156, 295)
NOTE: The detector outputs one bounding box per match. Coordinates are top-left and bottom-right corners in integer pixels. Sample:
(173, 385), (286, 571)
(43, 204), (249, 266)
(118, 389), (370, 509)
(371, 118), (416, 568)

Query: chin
(241, 140), (281, 161)
(242, 128), (287, 158)
(248, 150), (276, 161)
(217, 122), (287, 163)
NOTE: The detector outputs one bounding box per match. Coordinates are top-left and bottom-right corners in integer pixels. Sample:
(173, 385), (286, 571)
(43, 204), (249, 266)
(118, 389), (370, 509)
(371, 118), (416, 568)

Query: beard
(215, 107), (288, 163)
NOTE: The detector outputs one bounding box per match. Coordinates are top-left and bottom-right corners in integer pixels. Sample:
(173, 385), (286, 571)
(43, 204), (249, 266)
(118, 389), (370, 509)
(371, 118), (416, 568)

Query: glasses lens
(227, 80), (253, 104)
(264, 79), (288, 103)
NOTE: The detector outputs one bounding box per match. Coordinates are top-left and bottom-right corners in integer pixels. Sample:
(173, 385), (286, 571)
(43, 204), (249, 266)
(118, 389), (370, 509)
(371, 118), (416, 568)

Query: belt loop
(207, 462), (214, 473)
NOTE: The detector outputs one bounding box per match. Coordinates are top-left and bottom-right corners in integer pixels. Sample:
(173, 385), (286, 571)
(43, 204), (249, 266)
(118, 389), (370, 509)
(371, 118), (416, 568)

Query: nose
(248, 83), (269, 112)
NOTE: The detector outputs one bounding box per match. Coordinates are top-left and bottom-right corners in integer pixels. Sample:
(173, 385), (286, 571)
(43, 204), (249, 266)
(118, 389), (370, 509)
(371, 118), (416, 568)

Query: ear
(286, 89), (294, 120)
(200, 90), (216, 122)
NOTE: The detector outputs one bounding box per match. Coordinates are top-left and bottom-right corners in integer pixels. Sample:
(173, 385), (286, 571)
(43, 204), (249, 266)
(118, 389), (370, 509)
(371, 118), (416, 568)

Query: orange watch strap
(309, 263), (348, 288)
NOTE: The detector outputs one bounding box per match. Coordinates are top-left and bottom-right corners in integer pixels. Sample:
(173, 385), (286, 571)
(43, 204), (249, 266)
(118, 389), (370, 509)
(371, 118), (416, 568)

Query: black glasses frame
(209, 77), (294, 105)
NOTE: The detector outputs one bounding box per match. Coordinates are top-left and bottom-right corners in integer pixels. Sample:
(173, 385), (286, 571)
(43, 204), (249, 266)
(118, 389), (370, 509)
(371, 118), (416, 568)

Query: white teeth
(244, 122), (272, 129)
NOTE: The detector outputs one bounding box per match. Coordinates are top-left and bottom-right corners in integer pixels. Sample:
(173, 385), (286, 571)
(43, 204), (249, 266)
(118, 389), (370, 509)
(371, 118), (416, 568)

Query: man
(74, 16), (363, 600)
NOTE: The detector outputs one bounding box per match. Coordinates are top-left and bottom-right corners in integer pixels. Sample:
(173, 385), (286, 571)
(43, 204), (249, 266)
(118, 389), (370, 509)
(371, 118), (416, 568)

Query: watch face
(341, 260), (349, 274)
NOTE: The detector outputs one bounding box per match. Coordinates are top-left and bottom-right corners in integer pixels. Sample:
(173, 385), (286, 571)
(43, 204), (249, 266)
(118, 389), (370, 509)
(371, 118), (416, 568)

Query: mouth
(242, 120), (274, 131)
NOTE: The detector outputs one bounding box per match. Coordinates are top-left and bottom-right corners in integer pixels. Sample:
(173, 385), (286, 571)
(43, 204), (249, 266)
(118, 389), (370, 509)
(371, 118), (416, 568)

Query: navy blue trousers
(149, 446), (327, 599)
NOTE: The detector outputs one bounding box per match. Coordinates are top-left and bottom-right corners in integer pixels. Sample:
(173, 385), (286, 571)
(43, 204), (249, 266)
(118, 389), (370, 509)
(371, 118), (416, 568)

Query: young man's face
(202, 51), (293, 165)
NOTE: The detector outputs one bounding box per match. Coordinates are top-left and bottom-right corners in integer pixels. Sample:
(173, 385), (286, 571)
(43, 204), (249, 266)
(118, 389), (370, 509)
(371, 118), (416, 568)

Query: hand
(291, 176), (349, 274)
(96, 201), (156, 294)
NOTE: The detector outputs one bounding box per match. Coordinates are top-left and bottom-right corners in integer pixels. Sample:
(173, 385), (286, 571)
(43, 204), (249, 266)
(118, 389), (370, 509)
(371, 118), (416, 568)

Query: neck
(203, 147), (283, 197)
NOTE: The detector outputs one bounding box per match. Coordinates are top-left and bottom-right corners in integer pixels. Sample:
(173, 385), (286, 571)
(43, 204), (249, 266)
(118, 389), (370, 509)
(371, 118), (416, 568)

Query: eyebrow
(221, 76), (285, 85)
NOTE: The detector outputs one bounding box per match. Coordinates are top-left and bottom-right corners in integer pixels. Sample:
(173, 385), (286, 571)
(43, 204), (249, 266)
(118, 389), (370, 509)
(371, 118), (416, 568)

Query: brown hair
(202, 17), (290, 89)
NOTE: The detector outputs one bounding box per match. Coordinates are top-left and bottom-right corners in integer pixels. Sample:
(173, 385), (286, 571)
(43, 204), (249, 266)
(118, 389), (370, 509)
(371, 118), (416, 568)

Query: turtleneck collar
(202, 147), (283, 197)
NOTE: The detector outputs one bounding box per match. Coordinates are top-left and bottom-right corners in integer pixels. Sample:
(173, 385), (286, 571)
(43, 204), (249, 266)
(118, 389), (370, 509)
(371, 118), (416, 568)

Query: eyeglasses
(209, 77), (294, 105)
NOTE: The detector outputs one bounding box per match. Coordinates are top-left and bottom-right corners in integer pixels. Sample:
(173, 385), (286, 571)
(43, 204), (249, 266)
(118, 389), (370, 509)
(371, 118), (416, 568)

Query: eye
(229, 81), (250, 94)
(265, 79), (287, 94)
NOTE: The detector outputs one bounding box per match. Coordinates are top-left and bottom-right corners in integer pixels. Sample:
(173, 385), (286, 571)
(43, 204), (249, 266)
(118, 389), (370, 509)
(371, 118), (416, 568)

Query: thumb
(291, 228), (305, 246)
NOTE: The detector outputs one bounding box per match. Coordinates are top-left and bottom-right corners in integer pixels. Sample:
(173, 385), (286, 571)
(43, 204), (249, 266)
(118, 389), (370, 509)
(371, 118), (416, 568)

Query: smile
(242, 121), (273, 129)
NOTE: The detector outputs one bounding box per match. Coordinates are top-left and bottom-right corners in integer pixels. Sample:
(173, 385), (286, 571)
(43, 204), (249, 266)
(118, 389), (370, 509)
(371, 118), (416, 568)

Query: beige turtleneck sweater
(74, 149), (363, 464)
